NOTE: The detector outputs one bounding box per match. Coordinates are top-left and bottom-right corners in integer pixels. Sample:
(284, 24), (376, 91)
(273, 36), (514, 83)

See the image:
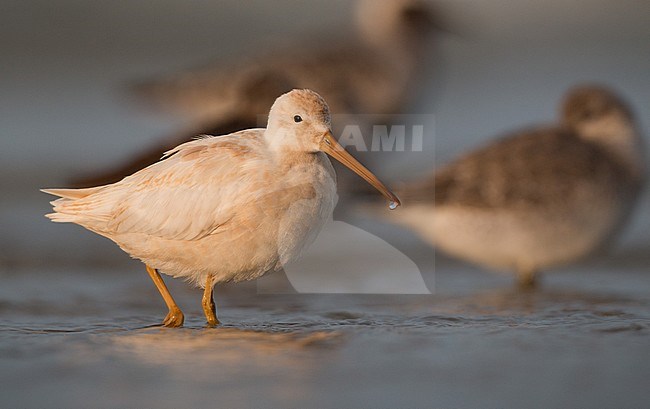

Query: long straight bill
(320, 131), (401, 209)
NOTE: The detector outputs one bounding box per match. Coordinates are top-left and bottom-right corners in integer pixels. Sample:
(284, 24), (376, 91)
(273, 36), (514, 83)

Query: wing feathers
(43, 130), (269, 241)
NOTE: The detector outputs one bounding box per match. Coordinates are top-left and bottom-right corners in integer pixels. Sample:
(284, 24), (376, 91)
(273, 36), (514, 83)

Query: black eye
(293, 115), (303, 123)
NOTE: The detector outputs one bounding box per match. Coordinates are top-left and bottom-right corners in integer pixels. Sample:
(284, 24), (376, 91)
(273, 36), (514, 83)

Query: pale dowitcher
(43, 90), (400, 327)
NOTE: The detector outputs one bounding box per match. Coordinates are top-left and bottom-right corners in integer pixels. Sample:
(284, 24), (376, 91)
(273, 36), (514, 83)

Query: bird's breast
(272, 152), (337, 266)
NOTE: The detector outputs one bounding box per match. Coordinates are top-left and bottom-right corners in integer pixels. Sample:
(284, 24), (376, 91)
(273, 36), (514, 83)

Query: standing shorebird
(74, 0), (437, 187)
(385, 85), (645, 288)
(43, 90), (400, 327)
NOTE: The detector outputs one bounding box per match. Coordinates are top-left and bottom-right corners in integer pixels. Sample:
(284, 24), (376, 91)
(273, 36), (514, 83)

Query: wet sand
(1, 261), (649, 409)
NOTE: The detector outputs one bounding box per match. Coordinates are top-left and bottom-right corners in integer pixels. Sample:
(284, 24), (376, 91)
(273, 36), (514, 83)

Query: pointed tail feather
(44, 211), (78, 223)
(41, 187), (102, 200)
(41, 187), (104, 223)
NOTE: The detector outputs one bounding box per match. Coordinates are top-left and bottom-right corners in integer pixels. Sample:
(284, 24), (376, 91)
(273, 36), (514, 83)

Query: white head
(266, 89), (332, 153)
(265, 89), (401, 208)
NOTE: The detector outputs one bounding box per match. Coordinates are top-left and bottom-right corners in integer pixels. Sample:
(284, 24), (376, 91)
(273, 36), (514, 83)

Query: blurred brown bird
(382, 85), (645, 289)
(74, 0), (437, 188)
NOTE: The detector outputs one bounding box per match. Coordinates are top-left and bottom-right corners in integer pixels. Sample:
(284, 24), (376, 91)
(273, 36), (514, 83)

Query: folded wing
(44, 130), (270, 241)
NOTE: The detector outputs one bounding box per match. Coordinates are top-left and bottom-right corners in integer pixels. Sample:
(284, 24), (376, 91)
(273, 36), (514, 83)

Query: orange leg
(145, 264), (184, 327)
(202, 275), (220, 327)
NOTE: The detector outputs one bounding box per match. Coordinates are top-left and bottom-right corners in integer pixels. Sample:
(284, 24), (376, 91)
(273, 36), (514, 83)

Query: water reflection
(110, 327), (342, 371)
(104, 327), (343, 402)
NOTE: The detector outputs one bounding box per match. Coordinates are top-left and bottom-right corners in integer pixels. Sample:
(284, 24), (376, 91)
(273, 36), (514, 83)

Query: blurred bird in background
(73, 0), (438, 189)
(376, 85), (645, 289)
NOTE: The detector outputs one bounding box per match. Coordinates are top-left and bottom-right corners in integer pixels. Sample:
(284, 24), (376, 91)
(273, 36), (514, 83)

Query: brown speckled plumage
(422, 127), (639, 210)
(390, 85), (645, 288)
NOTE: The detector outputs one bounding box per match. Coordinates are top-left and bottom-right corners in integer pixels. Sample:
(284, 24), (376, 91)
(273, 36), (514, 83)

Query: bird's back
(44, 130), (268, 236)
(415, 127), (639, 211)
(132, 39), (412, 123)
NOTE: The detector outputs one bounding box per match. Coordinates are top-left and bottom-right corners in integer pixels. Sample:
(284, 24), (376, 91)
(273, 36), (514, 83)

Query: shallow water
(2, 1), (650, 407)
(1, 263), (649, 409)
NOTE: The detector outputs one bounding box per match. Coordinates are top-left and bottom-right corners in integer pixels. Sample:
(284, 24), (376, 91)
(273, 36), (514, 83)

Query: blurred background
(1, 1), (649, 408)
(1, 0), (649, 267)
